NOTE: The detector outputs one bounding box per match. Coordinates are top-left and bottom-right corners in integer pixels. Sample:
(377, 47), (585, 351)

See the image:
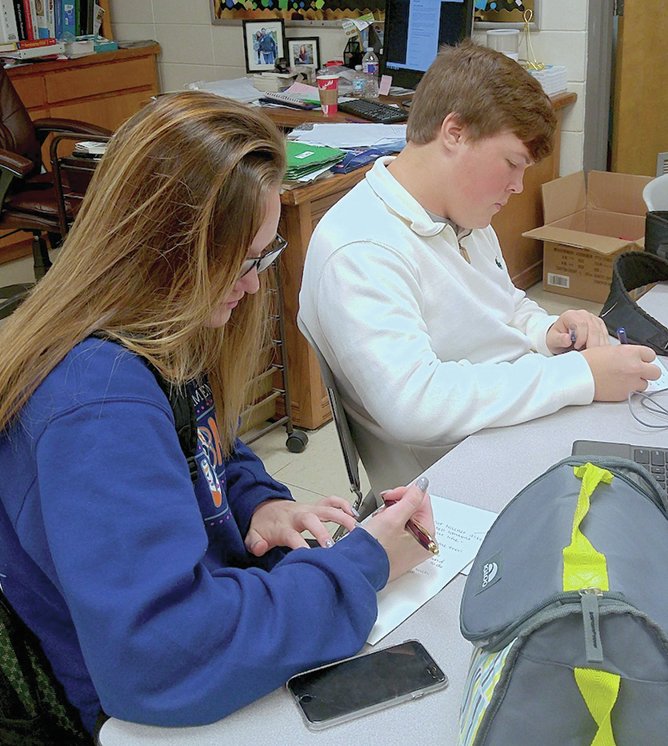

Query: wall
(110, 0), (589, 177)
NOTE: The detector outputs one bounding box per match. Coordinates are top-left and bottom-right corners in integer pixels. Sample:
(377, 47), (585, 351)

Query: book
(92, 0), (101, 35)
(21, 0), (35, 39)
(46, 0), (54, 37)
(11, 0), (27, 40)
(0, 0), (19, 42)
(17, 34), (54, 46)
(34, 0), (47, 37)
(79, 0), (91, 35)
(53, 0), (60, 38)
(0, 39), (17, 51)
(3, 38), (62, 56)
(61, 0), (74, 38)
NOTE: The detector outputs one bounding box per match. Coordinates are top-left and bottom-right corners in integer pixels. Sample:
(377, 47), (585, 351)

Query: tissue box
(523, 170), (652, 303)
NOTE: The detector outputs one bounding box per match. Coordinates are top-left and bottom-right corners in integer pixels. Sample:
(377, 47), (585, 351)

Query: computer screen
(381, 0), (475, 91)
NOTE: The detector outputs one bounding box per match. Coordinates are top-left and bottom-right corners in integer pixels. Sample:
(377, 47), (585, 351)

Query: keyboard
(337, 99), (408, 124)
(572, 440), (668, 496)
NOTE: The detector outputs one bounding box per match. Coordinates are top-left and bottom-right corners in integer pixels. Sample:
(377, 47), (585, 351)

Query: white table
(98, 393), (667, 746)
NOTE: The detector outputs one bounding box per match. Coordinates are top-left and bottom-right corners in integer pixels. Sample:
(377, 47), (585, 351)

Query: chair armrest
(0, 147), (35, 178)
(33, 119), (112, 144)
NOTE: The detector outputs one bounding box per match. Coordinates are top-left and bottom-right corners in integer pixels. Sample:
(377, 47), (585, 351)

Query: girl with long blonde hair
(0, 92), (433, 737)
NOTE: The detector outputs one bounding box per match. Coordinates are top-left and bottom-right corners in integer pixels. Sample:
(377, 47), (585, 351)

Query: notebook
(572, 440), (667, 496)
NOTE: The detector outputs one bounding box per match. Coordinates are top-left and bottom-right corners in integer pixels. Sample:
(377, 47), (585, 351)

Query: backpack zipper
(580, 587), (603, 662)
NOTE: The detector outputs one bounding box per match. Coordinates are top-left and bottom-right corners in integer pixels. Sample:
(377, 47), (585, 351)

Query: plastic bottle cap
(355, 65), (362, 71)
(365, 47), (373, 52)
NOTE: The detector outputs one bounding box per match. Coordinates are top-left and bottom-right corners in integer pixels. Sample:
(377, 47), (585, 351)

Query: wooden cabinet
(268, 92), (576, 430)
(0, 44), (160, 264)
(7, 43), (160, 135)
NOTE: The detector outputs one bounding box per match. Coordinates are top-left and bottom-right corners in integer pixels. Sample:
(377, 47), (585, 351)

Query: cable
(628, 388), (668, 429)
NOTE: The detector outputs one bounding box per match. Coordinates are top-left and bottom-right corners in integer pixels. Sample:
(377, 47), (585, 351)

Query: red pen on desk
(383, 476), (439, 555)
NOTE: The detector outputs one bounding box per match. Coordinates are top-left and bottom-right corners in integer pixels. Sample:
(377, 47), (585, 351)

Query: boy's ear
(440, 113), (465, 151)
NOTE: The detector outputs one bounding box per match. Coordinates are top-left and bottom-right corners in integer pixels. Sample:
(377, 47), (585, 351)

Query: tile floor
(248, 284), (603, 504)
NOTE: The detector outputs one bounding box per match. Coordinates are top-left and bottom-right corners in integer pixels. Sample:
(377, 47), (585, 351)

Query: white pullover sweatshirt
(299, 157), (594, 493)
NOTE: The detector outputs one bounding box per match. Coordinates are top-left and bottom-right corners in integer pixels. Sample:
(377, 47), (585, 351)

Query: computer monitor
(381, 0), (475, 91)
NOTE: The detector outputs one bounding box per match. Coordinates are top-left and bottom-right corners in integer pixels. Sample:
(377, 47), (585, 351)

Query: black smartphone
(286, 640), (448, 731)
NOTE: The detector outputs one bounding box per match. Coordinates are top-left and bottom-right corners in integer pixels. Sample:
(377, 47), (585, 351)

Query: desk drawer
(11, 76), (47, 109)
(46, 58), (157, 103)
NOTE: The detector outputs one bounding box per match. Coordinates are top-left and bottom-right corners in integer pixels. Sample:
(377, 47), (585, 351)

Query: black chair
(0, 66), (110, 319)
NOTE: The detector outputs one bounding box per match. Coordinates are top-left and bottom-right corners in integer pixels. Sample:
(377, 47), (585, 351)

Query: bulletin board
(473, 0), (538, 29)
(211, 1), (384, 24)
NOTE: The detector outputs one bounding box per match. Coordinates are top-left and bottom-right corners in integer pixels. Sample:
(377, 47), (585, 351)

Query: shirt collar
(365, 156), (447, 237)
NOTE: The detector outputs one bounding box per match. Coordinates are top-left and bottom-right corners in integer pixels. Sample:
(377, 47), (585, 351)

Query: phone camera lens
(298, 694), (313, 703)
(427, 665), (438, 678)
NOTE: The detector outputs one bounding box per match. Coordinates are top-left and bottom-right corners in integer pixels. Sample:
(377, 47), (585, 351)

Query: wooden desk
(265, 92), (576, 430)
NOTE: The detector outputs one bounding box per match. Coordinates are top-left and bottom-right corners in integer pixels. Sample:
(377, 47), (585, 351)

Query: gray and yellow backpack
(459, 457), (668, 746)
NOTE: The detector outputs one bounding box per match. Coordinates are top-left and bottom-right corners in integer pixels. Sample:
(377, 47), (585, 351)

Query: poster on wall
(211, 1), (384, 24)
(473, 0), (538, 28)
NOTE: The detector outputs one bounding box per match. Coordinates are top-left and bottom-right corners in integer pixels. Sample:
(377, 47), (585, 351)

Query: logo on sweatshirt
(495, 257), (503, 269)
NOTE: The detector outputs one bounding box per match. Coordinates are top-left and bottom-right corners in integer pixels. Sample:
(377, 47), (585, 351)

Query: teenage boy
(298, 41), (659, 494)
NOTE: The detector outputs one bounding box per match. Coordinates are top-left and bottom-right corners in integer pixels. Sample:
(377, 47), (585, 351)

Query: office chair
(0, 66), (110, 319)
(643, 173), (668, 211)
(298, 324), (380, 531)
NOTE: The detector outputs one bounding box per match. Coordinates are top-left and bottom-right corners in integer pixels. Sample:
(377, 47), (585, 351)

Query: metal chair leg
(32, 233), (52, 280)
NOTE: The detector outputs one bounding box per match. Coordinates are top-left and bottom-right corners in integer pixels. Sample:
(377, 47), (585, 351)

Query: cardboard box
(523, 170), (652, 303)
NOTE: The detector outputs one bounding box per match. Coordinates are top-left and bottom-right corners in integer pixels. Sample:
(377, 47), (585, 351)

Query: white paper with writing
(367, 495), (497, 645)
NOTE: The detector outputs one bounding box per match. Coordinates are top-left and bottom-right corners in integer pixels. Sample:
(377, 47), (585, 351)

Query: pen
(383, 476), (439, 555)
(617, 327), (628, 344)
(569, 327), (577, 345)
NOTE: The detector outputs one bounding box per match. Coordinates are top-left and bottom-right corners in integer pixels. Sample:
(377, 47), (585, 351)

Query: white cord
(628, 388), (668, 429)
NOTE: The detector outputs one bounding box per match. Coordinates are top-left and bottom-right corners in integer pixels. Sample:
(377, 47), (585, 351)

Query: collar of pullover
(365, 156), (449, 238)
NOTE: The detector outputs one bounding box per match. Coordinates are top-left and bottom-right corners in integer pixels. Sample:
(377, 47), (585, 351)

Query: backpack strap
(142, 360), (199, 484)
(90, 334), (198, 484)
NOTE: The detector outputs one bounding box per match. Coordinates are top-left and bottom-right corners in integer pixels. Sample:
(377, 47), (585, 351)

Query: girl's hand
(246, 496), (358, 556)
(363, 479), (435, 582)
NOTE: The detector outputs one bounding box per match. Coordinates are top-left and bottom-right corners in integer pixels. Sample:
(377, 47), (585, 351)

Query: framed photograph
(242, 19), (286, 73)
(287, 37), (320, 72)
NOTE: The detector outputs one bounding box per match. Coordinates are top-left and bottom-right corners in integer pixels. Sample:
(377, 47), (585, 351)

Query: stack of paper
(285, 141), (346, 180)
(527, 64), (568, 96)
(288, 123), (407, 150)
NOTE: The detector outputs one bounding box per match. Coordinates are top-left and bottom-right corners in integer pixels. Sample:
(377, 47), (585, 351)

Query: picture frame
(242, 19), (286, 73)
(286, 37), (320, 73)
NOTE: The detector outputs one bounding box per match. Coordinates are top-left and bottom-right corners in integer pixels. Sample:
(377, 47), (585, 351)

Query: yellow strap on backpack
(563, 463), (613, 592)
(566, 464), (619, 746)
(574, 668), (620, 746)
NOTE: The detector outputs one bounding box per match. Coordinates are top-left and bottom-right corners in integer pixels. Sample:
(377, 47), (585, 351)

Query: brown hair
(0, 91), (286, 454)
(407, 39), (556, 162)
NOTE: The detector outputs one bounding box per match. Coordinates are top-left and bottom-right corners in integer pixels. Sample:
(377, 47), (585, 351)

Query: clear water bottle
(361, 47), (379, 99)
(351, 65), (366, 98)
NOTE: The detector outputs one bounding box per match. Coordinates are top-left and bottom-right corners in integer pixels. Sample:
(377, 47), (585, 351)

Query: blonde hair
(407, 40), (556, 162)
(0, 92), (286, 454)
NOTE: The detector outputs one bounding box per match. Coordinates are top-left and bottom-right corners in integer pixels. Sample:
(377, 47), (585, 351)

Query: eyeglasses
(239, 234), (287, 279)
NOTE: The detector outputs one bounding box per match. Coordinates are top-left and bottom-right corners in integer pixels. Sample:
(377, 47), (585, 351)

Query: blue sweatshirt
(0, 338), (388, 732)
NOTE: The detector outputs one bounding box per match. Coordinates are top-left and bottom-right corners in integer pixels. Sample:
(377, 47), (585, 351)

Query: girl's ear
(439, 112), (465, 152)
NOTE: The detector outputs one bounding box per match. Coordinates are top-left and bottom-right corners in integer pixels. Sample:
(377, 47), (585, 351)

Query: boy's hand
(547, 310), (610, 353)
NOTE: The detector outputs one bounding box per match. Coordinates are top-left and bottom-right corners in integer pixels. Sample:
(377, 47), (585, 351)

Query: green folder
(285, 141), (346, 180)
